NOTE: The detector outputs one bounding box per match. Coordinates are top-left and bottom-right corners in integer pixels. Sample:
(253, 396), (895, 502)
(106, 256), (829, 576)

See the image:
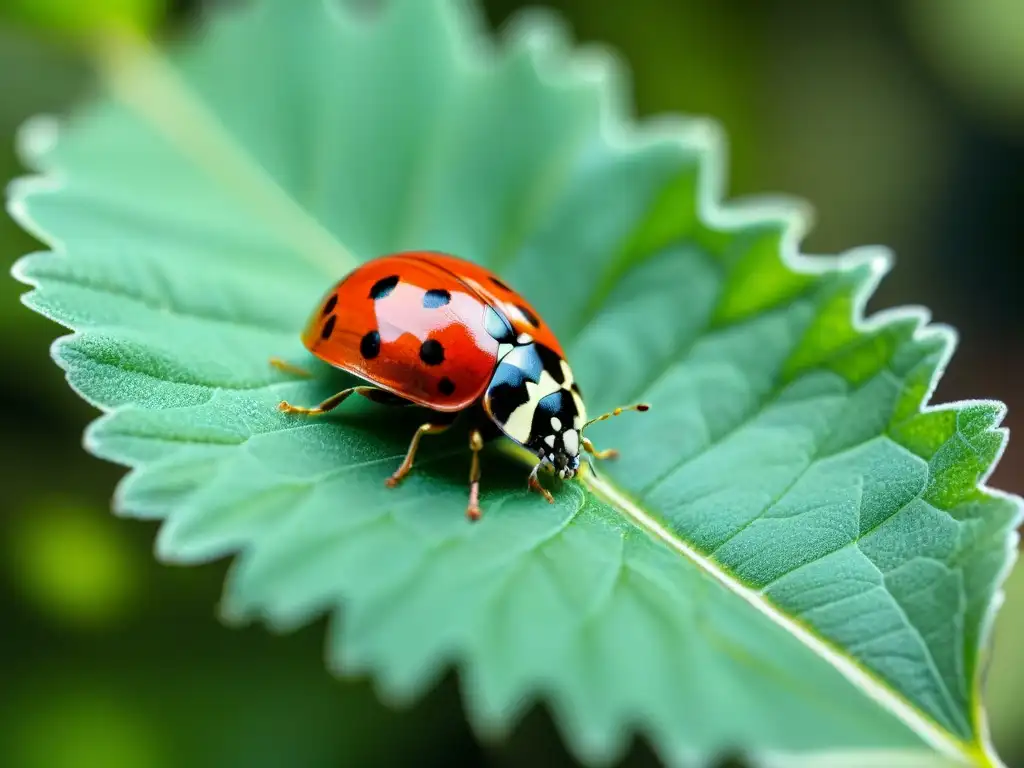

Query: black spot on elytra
(423, 289), (451, 308)
(489, 276), (511, 291)
(322, 294), (338, 315)
(438, 377), (456, 396)
(516, 304), (540, 327)
(321, 315), (336, 340)
(360, 330), (381, 359)
(420, 339), (445, 366)
(369, 275), (399, 300)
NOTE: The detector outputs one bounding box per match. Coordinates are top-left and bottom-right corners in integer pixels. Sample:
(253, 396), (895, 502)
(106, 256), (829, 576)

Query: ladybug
(271, 251), (648, 521)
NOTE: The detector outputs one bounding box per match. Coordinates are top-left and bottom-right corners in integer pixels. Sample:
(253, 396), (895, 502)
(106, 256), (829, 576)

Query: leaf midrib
(581, 470), (984, 765)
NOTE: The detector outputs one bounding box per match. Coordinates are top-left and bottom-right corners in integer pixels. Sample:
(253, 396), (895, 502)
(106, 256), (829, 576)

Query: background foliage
(1, 1), (1023, 767)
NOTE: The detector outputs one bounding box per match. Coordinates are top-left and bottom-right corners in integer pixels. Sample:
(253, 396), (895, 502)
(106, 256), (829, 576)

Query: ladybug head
(545, 432), (581, 479)
(527, 393), (583, 480)
(529, 420), (582, 479)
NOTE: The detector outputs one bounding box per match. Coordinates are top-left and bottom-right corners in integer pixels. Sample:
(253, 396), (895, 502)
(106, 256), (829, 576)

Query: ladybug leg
(278, 386), (379, 415)
(385, 422), (453, 488)
(466, 430), (484, 521)
(582, 437), (619, 461)
(269, 357), (312, 378)
(527, 463), (554, 504)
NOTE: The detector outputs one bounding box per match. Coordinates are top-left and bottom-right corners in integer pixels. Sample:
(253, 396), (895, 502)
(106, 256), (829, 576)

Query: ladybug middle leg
(385, 421), (455, 488)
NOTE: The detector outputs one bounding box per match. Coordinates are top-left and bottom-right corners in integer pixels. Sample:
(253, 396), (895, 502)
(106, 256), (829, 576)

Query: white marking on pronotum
(567, 384), (587, 426)
(550, 416), (562, 431)
(583, 472), (983, 765)
(517, 332), (533, 344)
(562, 429), (578, 455)
(502, 370), (562, 443)
(559, 360), (575, 387)
(544, 434), (555, 448)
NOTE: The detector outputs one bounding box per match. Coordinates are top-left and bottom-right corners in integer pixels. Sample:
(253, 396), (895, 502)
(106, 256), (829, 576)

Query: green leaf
(0, 0), (167, 39)
(8, 0), (1020, 765)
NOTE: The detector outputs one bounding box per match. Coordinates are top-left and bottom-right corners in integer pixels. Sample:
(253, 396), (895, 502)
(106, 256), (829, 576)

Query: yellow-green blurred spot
(9, 500), (139, 628)
(905, 0), (1024, 130)
(0, 0), (166, 38)
(8, 691), (165, 768)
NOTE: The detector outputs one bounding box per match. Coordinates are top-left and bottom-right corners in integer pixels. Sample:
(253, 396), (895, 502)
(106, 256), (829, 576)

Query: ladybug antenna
(582, 403), (650, 431)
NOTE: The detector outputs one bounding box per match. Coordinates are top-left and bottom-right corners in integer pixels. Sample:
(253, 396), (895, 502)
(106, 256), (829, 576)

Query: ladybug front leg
(527, 463), (554, 504)
(582, 437), (619, 461)
(386, 422), (454, 488)
(278, 386), (380, 416)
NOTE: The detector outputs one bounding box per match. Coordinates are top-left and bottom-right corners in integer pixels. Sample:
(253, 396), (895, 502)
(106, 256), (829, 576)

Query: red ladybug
(272, 251), (647, 520)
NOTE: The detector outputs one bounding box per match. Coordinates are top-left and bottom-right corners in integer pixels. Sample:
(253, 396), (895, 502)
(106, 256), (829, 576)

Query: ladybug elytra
(271, 251), (648, 520)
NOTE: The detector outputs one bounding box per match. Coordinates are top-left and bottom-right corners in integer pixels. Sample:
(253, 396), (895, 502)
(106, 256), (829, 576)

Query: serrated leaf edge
(4, 1), (1020, 766)
(575, 188), (1021, 768)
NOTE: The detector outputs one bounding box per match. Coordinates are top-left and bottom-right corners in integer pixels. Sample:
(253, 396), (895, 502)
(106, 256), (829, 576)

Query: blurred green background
(1, 1), (1022, 766)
